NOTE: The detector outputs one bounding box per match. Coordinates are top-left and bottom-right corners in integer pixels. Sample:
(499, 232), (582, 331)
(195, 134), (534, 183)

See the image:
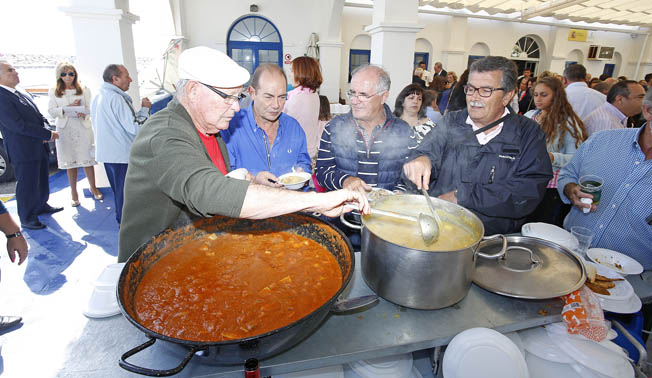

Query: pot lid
(473, 236), (585, 299)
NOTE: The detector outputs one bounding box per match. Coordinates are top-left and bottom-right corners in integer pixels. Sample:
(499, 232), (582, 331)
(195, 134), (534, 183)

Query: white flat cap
(178, 46), (250, 88)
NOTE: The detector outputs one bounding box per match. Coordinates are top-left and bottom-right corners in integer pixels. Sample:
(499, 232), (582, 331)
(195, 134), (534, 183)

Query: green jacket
(118, 99), (250, 262)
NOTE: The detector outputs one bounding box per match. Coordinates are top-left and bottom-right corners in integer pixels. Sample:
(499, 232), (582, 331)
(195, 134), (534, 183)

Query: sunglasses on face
(60, 72), (76, 77)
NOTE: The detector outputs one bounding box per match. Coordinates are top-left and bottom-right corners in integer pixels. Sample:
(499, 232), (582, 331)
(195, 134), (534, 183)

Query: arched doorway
(511, 35), (541, 75)
(227, 15), (283, 76)
(468, 42), (490, 68)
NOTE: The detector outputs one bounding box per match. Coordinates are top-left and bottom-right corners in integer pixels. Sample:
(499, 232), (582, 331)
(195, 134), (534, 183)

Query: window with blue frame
(227, 15), (283, 79)
(414, 52), (429, 69)
(349, 49), (370, 82)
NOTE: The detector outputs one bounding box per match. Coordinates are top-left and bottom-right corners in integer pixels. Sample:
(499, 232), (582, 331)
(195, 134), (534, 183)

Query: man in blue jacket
(223, 64), (311, 185)
(0, 61), (62, 230)
(403, 56), (552, 235)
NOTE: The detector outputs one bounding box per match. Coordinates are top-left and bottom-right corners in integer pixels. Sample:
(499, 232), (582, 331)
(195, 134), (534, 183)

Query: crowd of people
(0, 46), (651, 329)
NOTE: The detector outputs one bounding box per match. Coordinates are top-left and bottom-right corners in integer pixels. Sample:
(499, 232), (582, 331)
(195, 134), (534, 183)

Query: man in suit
(0, 61), (62, 230)
(433, 62), (447, 78)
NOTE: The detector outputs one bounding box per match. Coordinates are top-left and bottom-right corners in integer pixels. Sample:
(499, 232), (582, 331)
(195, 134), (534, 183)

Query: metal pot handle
(475, 234), (507, 260)
(119, 337), (202, 376)
(340, 204), (362, 230)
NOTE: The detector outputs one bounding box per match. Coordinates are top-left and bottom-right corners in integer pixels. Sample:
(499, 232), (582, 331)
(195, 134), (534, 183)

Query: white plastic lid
(442, 328), (529, 378)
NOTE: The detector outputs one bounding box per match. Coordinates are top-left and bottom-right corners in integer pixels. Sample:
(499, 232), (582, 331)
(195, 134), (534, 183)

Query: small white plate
(598, 292), (642, 314)
(586, 262), (633, 301)
(521, 223), (579, 251)
(278, 171), (311, 190)
(587, 248), (643, 275)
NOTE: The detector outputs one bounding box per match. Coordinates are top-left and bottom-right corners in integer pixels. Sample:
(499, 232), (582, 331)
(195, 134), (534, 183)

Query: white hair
(174, 79), (190, 101)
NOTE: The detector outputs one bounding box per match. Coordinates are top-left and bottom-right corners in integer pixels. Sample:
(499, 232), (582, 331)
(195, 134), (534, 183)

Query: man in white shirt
(563, 64), (605, 121)
(583, 80), (645, 136)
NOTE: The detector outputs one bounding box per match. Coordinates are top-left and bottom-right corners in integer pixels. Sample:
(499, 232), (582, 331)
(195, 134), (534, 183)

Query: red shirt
(196, 130), (227, 175)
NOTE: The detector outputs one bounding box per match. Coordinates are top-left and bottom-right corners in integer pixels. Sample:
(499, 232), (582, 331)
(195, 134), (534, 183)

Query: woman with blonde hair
(524, 76), (587, 225)
(284, 56), (323, 159)
(48, 62), (102, 207)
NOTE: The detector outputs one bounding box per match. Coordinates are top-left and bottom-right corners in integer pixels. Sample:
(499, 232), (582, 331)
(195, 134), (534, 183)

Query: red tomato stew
(134, 231), (342, 342)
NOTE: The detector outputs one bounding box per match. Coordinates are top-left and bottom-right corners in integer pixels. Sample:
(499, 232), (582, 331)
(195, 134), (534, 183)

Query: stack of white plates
(519, 323), (634, 378)
(442, 328), (529, 378)
(586, 261), (642, 314)
(84, 263), (125, 318)
(344, 353), (422, 378)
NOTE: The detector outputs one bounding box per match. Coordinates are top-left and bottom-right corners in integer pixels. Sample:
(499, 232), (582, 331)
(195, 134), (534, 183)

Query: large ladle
(421, 189), (443, 242)
(343, 204), (438, 245)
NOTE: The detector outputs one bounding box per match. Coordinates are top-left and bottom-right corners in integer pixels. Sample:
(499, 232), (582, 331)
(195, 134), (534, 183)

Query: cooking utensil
(343, 204), (438, 245)
(421, 189), (442, 243)
(349, 194), (507, 309)
(117, 214), (358, 375)
(473, 236), (586, 299)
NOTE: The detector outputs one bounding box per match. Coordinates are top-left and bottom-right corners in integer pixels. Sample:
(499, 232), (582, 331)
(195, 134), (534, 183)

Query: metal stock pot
(342, 194), (506, 310)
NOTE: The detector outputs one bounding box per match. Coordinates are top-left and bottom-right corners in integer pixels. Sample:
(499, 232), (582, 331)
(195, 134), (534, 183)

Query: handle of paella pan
(119, 337), (202, 376)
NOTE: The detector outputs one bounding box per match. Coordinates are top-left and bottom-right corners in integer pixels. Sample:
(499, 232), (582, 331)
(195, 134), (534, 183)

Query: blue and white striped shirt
(583, 102), (627, 137)
(557, 126), (652, 269)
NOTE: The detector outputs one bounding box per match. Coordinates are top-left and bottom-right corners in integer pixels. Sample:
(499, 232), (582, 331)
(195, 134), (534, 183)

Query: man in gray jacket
(403, 56), (552, 235)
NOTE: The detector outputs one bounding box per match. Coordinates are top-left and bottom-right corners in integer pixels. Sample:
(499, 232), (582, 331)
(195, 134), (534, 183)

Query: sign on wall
(568, 29), (588, 42)
(284, 53), (292, 64)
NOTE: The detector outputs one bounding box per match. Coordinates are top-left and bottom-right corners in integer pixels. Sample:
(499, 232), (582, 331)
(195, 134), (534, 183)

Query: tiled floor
(0, 171), (120, 378)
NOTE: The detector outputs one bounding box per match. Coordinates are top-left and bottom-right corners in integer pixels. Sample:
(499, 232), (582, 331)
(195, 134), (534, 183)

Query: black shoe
(0, 316), (22, 332)
(40, 205), (63, 214)
(21, 220), (46, 230)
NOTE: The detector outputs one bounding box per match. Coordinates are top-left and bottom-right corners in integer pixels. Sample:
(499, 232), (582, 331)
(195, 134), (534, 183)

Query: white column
(548, 26), (570, 74)
(318, 41), (344, 103)
(440, 16), (468, 75)
(365, 0), (423, 109)
(60, 0), (142, 103)
(61, 0), (142, 188)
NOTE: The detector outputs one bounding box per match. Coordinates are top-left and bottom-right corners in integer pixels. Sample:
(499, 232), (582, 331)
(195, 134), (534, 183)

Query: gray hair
(174, 79), (190, 101)
(643, 88), (652, 109)
(351, 64), (391, 93)
(469, 56), (517, 92)
(102, 64), (124, 83)
(606, 80), (638, 104)
(563, 64), (587, 82)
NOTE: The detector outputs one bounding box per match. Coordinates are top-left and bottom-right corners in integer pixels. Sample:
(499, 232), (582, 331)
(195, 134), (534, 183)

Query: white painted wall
(127, 1), (651, 109)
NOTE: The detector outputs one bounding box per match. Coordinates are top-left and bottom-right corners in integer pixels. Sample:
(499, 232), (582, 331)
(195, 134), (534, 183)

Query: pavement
(0, 170), (119, 378)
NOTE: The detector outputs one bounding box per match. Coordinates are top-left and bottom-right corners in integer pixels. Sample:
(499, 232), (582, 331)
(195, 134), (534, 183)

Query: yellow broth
(363, 198), (478, 251)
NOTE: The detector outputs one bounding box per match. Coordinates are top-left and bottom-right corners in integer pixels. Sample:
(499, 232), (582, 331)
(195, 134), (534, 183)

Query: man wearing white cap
(117, 46), (368, 262)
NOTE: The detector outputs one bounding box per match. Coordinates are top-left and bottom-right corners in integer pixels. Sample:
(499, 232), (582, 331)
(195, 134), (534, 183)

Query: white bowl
(278, 171), (311, 190)
(586, 248), (643, 275)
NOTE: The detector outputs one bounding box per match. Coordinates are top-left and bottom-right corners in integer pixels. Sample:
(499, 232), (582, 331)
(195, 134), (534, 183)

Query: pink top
(284, 86), (321, 158)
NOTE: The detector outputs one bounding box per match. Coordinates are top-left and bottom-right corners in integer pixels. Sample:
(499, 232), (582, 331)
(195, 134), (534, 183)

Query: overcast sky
(0, 0), (173, 57)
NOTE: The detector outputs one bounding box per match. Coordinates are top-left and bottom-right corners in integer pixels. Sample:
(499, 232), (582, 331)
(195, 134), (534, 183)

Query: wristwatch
(5, 231), (22, 239)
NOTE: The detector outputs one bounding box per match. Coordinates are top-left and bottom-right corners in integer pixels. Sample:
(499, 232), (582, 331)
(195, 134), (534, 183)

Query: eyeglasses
(346, 90), (384, 102)
(60, 72), (76, 77)
(463, 85), (505, 98)
(200, 82), (246, 104)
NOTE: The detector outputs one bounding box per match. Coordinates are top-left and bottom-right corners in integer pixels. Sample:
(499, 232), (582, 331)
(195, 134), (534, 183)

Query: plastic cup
(571, 226), (594, 258)
(579, 175), (603, 206)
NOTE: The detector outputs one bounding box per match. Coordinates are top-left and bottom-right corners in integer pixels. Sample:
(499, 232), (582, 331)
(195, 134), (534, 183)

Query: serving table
(59, 252), (652, 378)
